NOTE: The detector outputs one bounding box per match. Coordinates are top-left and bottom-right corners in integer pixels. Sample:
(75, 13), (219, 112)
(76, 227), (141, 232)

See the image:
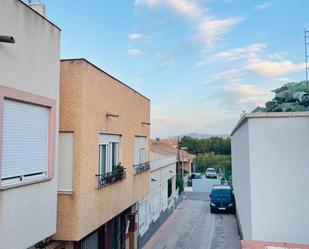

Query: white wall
(138, 155), (177, 237)
(249, 117), (309, 244)
(232, 115), (309, 244)
(192, 178), (221, 192)
(232, 120), (252, 239)
(0, 1), (60, 248)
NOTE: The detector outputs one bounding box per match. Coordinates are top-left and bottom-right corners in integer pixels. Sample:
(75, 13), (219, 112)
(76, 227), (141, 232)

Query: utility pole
(177, 137), (181, 178)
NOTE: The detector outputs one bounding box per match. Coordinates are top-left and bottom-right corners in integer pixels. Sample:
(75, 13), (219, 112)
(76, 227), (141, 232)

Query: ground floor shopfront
(60, 205), (138, 249)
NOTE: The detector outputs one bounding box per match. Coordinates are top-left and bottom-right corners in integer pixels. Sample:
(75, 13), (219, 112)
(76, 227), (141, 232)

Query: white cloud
(128, 33), (146, 41)
(276, 77), (294, 82)
(128, 48), (143, 56)
(155, 51), (176, 66)
(135, 0), (202, 20)
(205, 68), (244, 85)
(206, 43), (304, 80)
(245, 59), (305, 78)
(207, 58), (304, 82)
(221, 83), (271, 107)
(134, 0), (160, 8)
(212, 43), (267, 61)
(255, 0), (277, 9)
(164, 0), (203, 20)
(195, 61), (206, 67)
(254, 0), (291, 10)
(195, 17), (244, 49)
(135, 0), (244, 49)
(255, 0), (283, 10)
(223, 84), (259, 97)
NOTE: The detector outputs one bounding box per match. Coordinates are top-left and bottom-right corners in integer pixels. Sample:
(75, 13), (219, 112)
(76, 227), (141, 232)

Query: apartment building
(138, 144), (178, 248)
(55, 59), (150, 249)
(0, 1), (60, 249)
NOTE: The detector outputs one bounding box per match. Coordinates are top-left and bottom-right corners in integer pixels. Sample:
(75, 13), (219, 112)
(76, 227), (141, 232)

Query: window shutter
(134, 137), (139, 165)
(134, 136), (147, 164)
(1, 99), (49, 185)
(58, 132), (74, 192)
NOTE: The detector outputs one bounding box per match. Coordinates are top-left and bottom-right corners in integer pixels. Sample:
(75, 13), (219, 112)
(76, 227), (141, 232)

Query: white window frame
(99, 134), (121, 174)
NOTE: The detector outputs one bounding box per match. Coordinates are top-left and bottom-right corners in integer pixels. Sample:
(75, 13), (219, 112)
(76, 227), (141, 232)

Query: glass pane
(139, 148), (146, 164)
(111, 143), (119, 171)
(99, 145), (107, 175)
(81, 230), (99, 249)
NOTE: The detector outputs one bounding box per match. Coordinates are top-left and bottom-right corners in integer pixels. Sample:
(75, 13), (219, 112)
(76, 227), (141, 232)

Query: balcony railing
(134, 162), (150, 175)
(96, 168), (126, 188)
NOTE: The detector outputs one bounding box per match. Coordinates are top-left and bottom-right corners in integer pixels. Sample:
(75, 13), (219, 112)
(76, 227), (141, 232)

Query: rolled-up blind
(2, 99), (49, 182)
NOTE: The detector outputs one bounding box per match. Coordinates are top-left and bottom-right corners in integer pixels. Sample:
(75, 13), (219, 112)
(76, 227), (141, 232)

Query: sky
(41, 0), (309, 137)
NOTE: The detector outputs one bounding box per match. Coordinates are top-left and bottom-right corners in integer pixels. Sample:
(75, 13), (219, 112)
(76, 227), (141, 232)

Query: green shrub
(176, 176), (184, 194)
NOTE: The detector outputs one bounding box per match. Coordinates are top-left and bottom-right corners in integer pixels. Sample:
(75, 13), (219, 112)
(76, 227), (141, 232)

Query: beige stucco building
(55, 59), (150, 249)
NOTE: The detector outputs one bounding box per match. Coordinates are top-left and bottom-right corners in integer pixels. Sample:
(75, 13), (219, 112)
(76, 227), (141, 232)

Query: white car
(206, 168), (217, 179)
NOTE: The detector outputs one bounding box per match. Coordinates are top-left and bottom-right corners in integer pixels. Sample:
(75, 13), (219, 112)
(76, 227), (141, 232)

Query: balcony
(96, 168), (126, 188)
(134, 162), (150, 175)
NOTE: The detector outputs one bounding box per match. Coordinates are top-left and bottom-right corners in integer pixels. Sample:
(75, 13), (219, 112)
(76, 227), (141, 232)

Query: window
(0, 86), (56, 189)
(99, 134), (121, 174)
(58, 132), (74, 192)
(99, 144), (107, 175)
(1, 99), (49, 187)
(168, 178), (172, 198)
(81, 230), (99, 249)
(134, 136), (147, 165)
(111, 142), (119, 172)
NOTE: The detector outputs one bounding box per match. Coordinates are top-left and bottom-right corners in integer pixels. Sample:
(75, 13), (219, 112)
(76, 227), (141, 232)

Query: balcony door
(99, 134), (121, 174)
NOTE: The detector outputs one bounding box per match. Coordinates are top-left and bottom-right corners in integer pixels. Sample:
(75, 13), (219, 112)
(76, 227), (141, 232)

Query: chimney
(29, 2), (46, 17)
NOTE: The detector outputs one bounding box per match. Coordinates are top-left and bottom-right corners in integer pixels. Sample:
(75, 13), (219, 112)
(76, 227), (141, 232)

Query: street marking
(207, 214), (216, 249)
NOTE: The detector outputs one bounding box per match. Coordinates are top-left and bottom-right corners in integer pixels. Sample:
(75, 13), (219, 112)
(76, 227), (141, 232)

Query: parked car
(210, 185), (235, 214)
(187, 173), (202, 187)
(206, 168), (217, 179)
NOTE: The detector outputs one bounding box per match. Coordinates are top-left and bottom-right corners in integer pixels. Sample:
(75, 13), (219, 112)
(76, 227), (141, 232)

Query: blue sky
(42, 0), (308, 137)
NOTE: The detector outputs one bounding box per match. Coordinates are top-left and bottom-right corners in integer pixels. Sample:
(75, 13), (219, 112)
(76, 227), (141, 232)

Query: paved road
(143, 192), (241, 249)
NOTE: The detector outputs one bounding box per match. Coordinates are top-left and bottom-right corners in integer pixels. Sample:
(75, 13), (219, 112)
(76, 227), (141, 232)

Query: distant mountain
(173, 133), (230, 139)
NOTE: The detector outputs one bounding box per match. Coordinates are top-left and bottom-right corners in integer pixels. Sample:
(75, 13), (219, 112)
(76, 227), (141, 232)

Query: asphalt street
(143, 192), (241, 249)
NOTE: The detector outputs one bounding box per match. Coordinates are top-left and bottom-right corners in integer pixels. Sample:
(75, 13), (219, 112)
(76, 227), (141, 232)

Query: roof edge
(61, 58), (150, 102)
(230, 111), (309, 136)
(18, 0), (61, 31)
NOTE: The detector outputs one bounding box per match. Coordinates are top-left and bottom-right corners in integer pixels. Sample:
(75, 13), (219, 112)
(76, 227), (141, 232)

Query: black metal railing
(96, 168), (126, 188)
(134, 162), (150, 175)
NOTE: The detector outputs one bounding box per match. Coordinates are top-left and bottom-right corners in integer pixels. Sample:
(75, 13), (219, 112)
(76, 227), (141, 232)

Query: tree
(181, 136), (231, 155)
(176, 176), (184, 194)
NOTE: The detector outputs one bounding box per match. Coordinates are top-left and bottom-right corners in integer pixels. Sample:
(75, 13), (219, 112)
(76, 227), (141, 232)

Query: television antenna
(304, 29), (309, 94)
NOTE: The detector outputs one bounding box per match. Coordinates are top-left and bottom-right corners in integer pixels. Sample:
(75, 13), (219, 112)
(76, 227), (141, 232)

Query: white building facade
(0, 1), (60, 248)
(138, 151), (178, 238)
(231, 112), (309, 244)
